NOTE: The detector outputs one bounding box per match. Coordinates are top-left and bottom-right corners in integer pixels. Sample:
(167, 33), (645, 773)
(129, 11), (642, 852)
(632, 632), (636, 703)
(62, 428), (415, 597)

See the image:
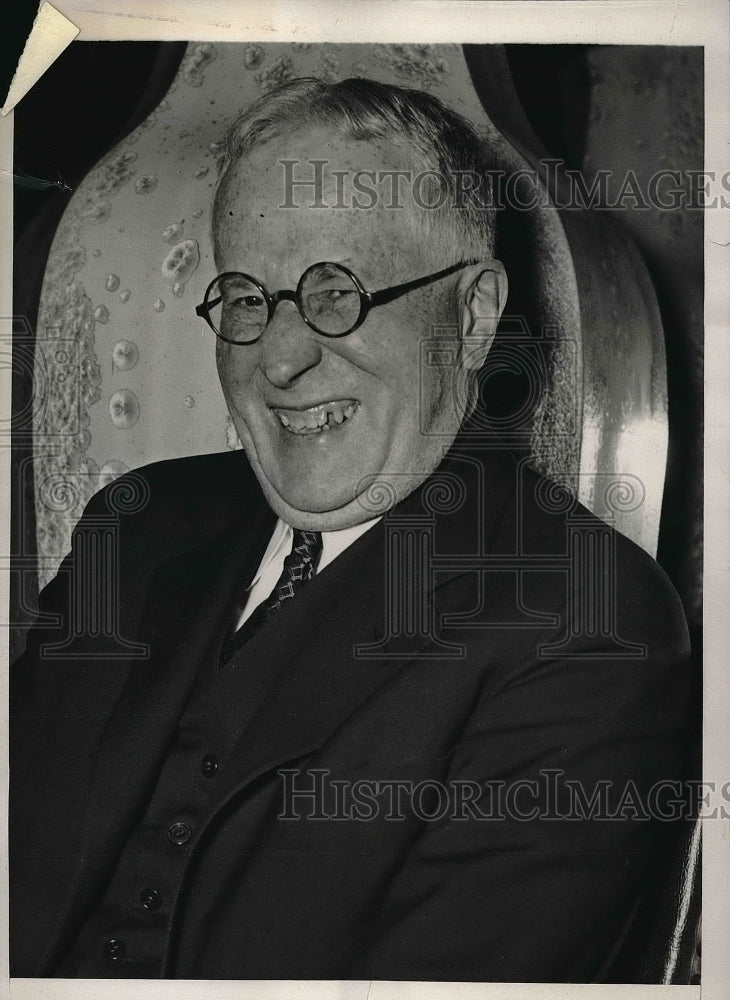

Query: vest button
(200, 753), (219, 777)
(139, 887), (163, 911)
(101, 938), (126, 960)
(167, 821), (192, 845)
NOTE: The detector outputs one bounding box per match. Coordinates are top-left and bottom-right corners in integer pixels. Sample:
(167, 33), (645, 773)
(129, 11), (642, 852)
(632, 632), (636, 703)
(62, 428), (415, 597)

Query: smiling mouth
(272, 399), (360, 435)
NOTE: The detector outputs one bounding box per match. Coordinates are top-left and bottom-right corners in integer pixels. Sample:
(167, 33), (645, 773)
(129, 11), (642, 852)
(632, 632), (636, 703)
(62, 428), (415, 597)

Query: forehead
(213, 126), (433, 278)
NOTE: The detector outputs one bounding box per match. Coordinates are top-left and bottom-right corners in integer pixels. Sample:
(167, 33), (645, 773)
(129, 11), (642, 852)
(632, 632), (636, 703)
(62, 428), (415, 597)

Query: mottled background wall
(12, 43), (703, 668)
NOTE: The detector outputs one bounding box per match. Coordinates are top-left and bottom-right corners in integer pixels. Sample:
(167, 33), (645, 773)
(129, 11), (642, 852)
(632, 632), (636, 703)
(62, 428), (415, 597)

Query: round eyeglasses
(195, 260), (475, 344)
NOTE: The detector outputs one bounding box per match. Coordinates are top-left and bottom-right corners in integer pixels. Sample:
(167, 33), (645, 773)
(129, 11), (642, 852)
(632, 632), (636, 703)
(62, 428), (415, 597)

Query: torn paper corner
(1, 2), (79, 117)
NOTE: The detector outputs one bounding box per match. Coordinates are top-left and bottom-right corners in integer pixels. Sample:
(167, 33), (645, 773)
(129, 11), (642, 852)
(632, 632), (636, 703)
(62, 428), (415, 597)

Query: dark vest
(56, 614), (284, 977)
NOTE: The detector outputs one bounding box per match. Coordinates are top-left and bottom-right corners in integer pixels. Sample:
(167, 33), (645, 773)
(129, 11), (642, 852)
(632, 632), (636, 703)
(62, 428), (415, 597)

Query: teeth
(273, 400), (359, 434)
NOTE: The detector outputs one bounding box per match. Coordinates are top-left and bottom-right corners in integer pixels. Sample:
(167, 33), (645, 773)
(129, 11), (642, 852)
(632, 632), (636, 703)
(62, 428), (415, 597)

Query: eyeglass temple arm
(195, 298), (219, 319)
(367, 260), (476, 307)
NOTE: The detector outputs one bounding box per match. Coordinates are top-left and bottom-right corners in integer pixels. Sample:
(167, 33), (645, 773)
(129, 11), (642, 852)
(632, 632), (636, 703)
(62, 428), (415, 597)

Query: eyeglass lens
(211, 274), (269, 343)
(299, 263), (361, 335)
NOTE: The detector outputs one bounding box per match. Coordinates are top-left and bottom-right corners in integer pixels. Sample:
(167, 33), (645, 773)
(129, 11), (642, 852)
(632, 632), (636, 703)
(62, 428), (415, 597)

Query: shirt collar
(247, 516), (381, 590)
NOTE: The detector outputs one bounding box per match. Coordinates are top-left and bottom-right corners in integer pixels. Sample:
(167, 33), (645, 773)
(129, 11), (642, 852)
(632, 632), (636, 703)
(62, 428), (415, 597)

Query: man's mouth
(271, 399), (360, 435)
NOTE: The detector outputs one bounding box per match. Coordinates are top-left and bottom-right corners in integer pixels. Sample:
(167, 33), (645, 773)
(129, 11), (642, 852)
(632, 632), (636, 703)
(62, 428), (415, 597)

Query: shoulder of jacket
(86, 450), (256, 511)
(75, 450), (265, 553)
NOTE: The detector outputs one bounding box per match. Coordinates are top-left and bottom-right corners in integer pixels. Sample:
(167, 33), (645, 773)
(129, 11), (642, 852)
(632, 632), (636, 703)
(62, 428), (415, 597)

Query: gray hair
(213, 76), (496, 262)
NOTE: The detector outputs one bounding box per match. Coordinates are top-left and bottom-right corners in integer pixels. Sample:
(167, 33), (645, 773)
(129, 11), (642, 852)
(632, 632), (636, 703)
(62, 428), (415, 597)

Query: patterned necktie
(220, 528), (323, 665)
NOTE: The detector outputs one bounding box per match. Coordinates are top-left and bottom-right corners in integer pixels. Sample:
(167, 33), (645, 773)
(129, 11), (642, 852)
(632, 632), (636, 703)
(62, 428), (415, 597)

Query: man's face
(212, 127), (467, 530)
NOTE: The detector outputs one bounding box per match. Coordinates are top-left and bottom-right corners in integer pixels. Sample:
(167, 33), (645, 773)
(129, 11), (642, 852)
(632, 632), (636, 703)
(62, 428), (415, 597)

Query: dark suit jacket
(10, 440), (694, 981)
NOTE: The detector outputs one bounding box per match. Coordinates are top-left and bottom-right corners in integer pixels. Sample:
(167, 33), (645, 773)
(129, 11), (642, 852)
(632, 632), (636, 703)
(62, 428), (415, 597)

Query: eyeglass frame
(195, 258), (477, 344)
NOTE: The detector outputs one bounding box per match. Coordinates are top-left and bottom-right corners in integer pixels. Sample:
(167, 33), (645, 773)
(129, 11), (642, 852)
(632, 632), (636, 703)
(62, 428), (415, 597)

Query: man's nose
(260, 301), (323, 388)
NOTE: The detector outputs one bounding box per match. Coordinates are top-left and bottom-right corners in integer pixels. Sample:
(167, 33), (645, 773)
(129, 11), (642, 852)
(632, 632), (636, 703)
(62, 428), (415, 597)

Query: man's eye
(227, 294), (265, 309)
(306, 288), (357, 316)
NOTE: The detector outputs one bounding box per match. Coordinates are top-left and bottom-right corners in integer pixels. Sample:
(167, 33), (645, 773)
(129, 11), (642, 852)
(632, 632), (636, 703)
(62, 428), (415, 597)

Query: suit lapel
(206, 516), (408, 807)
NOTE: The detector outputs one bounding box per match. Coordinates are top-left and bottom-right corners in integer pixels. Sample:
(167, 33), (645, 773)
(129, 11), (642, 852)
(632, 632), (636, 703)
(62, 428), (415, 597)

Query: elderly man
(11, 78), (692, 982)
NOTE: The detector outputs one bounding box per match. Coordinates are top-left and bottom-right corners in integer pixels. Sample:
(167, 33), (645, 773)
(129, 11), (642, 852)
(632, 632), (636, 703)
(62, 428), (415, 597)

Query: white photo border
(2, 2), (728, 998)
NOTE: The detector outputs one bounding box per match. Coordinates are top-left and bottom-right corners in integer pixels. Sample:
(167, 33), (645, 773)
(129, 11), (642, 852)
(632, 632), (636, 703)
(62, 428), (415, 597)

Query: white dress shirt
(234, 516), (381, 630)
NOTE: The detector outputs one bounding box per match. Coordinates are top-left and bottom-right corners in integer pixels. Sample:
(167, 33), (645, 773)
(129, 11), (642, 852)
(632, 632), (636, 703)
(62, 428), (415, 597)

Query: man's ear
(458, 261), (508, 372)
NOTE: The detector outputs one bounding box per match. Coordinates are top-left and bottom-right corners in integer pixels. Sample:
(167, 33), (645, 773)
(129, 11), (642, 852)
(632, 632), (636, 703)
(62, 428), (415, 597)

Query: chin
(262, 484), (383, 532)
(276, 483), (356, 516)
(248, 432), (389, 512)
(255, 451), (362, 511)
(242, 449), (356, 527)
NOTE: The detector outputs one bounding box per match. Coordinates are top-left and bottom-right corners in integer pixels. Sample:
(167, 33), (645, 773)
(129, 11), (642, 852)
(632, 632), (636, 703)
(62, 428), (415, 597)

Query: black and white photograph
(3, 1), (728, 995)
